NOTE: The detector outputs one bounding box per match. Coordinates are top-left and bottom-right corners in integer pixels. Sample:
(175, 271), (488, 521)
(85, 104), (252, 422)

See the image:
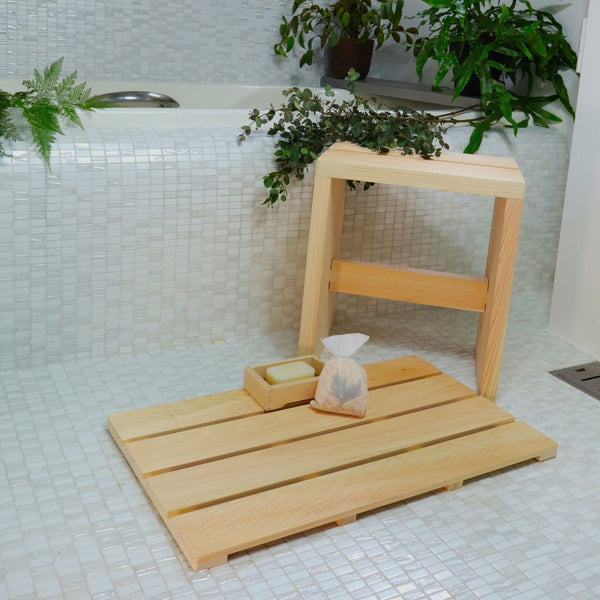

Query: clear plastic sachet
(311, 333), (369, 417)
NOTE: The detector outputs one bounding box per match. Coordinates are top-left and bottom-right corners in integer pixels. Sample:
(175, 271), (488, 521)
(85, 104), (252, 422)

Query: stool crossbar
(297, 142), (525, 401)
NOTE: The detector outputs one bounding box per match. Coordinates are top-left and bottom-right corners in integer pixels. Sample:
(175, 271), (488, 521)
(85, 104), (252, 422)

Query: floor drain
(550, 362), (600, 400)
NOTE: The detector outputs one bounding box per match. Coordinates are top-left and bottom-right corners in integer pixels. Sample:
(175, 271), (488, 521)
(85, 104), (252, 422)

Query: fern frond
(22, 103), (62, 166)
(1, 57), (103, 168)
(41, 58), (64, 92)
(61, 106), (83, 129)
(55, 71), (78, 104)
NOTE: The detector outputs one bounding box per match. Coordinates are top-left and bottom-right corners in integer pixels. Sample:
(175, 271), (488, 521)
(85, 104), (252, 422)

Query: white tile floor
(2, 288), (600, 600)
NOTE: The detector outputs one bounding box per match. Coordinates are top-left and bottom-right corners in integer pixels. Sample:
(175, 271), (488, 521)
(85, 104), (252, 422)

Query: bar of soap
(266, 361), (316, 385)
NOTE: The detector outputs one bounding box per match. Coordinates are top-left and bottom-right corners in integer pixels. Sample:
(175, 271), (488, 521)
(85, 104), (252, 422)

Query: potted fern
(0, 57), (103, 167)
(274, 0), (406, 79)
(409, 0), (578, 152)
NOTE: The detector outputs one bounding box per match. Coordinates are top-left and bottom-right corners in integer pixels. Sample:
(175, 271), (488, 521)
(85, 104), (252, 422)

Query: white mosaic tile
(1, 289), (600, 599)
(0, 125), (569, 370)
(0, 0), (322, 86)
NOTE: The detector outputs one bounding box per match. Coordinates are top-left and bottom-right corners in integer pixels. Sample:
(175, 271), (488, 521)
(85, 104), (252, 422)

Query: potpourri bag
(311, 333), (369, 417)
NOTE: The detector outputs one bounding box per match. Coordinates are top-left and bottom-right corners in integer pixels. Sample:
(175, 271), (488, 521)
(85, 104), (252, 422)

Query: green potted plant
(239, 71), (451, 205)
(0, 57), (103, 168)
(274, 0), (406, 79)
(409, 0), (578, 152)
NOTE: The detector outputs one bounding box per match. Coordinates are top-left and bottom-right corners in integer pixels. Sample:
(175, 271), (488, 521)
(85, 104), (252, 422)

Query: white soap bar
(265, 361), (316, 385)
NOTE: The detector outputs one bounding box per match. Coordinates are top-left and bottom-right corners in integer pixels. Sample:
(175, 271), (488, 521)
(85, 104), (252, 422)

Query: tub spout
(91, 91), (180, 108)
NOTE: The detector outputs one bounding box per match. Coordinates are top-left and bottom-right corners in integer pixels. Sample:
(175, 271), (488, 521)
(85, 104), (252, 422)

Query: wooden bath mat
(107, 355), (557, 571)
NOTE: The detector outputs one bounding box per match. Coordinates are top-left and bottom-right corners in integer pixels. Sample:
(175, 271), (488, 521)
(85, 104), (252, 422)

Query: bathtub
(0, 76), (351, 128)
(0, 78), (571, 370)
(83, 81), (346, 128)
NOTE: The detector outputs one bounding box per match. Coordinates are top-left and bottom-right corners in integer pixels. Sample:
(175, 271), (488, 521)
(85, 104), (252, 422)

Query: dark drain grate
(550, 362), (600, 400)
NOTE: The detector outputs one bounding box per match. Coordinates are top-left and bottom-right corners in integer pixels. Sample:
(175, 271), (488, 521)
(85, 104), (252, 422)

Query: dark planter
(450, 42), (503, 98)
(326, 38), (374, 80)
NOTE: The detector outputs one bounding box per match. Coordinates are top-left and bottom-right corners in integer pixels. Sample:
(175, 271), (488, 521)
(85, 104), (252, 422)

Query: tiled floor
(2, 288), (600, 600)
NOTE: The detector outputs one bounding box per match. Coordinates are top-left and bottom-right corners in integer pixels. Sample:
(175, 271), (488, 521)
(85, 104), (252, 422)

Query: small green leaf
(464, 121), (490, 154)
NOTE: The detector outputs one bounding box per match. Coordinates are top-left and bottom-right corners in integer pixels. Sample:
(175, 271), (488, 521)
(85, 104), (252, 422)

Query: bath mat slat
(125, 374), (474, 477)
(169, 421), (555, 571)
(108, 355), (440, 444)
(147, 396), (514, 518)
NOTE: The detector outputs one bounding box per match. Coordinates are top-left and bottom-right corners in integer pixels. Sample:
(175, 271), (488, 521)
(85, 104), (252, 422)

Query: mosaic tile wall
(2, 1), (584, 89)
(0, 124), (568, 370)
(0, 0), (323, 86)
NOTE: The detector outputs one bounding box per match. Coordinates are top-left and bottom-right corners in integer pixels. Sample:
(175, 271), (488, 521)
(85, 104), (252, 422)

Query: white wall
(549, 0), (600, 358)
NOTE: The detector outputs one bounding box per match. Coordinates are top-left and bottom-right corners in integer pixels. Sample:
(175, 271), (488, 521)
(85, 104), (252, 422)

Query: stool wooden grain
(297, 142), (526, 401)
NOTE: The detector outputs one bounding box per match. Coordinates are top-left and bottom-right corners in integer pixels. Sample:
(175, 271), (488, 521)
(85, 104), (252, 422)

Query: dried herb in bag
(311, 333), (369, 417)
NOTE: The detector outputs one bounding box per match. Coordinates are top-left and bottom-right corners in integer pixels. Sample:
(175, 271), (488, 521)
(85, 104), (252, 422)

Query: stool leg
(298, 176), (346, 356)
(475, 196), (523, 401)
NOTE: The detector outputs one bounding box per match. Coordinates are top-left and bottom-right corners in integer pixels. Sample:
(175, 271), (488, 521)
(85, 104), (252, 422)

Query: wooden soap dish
(244, 355), (324, 411)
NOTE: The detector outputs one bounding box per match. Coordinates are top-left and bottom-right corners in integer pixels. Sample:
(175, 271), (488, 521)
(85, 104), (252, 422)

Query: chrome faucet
(91, 91), (180, 108)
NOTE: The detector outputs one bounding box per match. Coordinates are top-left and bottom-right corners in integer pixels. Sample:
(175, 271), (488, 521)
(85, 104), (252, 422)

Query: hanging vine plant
(238, 70), (498, 205)
(238, 71), (467, 205)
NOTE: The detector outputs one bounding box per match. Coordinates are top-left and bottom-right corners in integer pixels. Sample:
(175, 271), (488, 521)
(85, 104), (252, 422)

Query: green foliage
(409, 0), (577, 152)
(274, 0), (405, 68)
(0, 57), (104, 167)
(239, 71), (451, 205)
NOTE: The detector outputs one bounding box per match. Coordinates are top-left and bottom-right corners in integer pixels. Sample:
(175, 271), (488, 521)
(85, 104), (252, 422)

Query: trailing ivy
(0, 57), (105, 167)
(239, 71), (452, 205)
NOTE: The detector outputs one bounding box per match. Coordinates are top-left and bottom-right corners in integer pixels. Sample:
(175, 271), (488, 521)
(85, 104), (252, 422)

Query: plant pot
(326, 38), (374, 80)
(460, 73), (486, 98)
(450, 42), (503, 98)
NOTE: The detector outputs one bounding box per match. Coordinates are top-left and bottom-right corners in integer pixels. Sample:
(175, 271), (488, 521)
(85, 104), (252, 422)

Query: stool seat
(297, 142), (525, 401)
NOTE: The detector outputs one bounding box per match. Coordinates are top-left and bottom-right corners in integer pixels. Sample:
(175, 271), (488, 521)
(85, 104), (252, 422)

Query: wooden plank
(363, 355), (441, 388)
(330, 259), (488, 312)
(108, 355), (440, 445)
(126, 374), (475, 477)
(107, 389), (263, 444)
(297, 175), (346, 357)
(147, 397), (514, 517)
(316, 143), (526, 198)
(475, 196), (523, 401)
(329, 141), (520, 171)
(169, 421), (556, 570)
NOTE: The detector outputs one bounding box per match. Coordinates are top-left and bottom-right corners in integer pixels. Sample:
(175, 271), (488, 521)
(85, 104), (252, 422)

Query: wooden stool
(297, 142), (525, 401)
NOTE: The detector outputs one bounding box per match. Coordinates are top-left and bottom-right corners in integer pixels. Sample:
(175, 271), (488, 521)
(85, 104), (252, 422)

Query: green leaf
(499, 95), (514, 123)
(329, 28), (340, 47)
(551, 73), (575, 116)
(299, 48), (314, 67)
(528, 33), (547, 58)
(423, 0), (454, 8)
(464, 122), (488, 154)
(274, 44), (288, 57)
